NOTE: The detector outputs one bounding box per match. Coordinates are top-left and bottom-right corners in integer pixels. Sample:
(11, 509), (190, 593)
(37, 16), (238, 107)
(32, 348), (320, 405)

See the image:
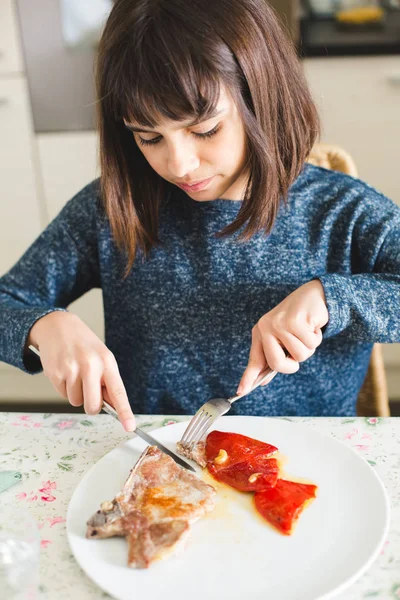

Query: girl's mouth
(177, 176), (215, 193)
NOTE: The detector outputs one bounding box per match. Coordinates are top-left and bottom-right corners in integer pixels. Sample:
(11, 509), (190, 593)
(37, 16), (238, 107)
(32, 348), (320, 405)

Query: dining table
(0, 411), (399, 600)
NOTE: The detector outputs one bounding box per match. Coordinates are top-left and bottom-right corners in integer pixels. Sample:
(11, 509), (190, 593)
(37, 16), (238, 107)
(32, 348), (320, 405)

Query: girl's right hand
(27, 311), (136, 431)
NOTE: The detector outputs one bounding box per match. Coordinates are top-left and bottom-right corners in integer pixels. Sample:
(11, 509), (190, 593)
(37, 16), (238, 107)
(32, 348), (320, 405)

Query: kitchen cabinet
(0, 77), (45, 389)
(0, 130), (103, 402)
(304, 56), (400, 206)
(0, 1), (54, 398)
(36, 131), (104, 351)
(0, 78), (43, 275)
(304, 55), (400, 398)
(36, 131), (99, 221)
(0, 0), (24, 74)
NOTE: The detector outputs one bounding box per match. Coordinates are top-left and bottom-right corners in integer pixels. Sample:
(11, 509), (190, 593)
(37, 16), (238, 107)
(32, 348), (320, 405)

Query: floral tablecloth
(0, 413), (399, 600)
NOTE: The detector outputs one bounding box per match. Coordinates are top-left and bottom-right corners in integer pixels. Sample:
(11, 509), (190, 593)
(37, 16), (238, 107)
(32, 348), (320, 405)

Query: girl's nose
(167, 142), (200, 178)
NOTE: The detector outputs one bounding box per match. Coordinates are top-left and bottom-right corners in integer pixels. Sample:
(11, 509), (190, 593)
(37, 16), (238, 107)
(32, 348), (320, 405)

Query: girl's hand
(237, 280), (329, 396)
(27, 311), (136, 431)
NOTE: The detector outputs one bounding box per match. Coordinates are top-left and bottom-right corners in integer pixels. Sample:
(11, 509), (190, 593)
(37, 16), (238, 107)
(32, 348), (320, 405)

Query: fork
(179, 366), (278, 451)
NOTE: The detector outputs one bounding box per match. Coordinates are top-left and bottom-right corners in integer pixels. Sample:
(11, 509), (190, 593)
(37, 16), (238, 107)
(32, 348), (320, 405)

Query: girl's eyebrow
(124, 108), (224, 133)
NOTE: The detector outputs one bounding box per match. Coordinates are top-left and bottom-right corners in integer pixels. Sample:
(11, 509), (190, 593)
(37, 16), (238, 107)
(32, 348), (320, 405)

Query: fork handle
(228, 367), (277, 404)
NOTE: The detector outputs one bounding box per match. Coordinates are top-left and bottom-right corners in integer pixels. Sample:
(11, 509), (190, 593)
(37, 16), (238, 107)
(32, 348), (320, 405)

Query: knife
(28, 345), (195, 472)
(101, 400), (196, 472)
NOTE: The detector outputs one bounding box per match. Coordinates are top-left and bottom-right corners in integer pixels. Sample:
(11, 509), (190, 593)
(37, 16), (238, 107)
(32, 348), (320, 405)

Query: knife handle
(102, 400), (119, 420)
(228, 366), (277, 403)
(103, 401), (146, 443)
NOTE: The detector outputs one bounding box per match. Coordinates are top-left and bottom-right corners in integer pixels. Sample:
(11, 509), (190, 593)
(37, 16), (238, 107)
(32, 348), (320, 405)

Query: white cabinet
(0, 0), (43, 285)
(0, 0), (42, 278)
(304, 56), (400, 206)
(0, 2), (102, 402)
(304, 56), (400, 399)
(0, 78), (43, 275)
(36, 131), (99, 221)
(37, 131), (104, 346)
(0, 130), (103, 401)
(0, 0), (24, 74)
(0, 1), (50, 395)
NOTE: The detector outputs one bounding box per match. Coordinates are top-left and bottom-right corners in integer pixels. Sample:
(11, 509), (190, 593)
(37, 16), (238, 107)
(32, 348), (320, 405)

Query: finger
(277, 332), (315, 364)
(289, 322), (323, 351)
(81, 363), (103, 415)
(237, 329), (267, 396)
(66, 375), (85, 408)
(52, 379), (68, 400)
(262, 335), (299, 374)
(102, 387), (111, 404)
(103, 364), (136, 432)
(102, 387), (117, 416)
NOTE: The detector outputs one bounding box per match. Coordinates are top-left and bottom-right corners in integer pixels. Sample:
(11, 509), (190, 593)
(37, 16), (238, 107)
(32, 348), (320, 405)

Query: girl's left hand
(236, 280), (329, 396)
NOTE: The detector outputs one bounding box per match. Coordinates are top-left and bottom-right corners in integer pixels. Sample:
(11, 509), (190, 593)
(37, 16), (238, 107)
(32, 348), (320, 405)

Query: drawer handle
(0, 98), (9, 107)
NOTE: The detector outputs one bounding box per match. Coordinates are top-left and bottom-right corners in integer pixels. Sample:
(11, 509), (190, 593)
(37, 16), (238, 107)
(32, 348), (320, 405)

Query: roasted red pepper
(206, 431), (279, 492)
(205, 431), (317, 534)
(208, 456), (279, 492)
(254, 479), (317, 535)
(206, 430), (278, 464)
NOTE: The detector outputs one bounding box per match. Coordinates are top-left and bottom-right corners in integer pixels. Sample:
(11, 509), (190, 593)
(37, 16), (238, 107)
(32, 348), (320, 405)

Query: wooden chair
(307, 144), (390, 416)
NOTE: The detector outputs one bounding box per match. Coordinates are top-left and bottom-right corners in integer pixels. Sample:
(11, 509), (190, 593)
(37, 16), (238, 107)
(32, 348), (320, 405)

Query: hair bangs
(110, 19), (222, 128)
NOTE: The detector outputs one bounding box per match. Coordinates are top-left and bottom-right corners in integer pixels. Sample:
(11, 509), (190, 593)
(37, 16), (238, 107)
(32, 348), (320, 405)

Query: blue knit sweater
(0, 164), (399, 416)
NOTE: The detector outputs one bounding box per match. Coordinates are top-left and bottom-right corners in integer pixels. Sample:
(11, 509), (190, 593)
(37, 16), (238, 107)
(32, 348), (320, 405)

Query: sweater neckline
(172, 186), (243, 212)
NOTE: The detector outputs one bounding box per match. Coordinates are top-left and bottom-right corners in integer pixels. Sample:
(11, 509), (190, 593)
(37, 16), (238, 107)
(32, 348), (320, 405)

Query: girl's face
(125, 87), (249, 201)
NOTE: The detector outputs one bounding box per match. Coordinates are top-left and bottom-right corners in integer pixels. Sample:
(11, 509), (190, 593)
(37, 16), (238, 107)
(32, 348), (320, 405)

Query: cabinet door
(0, 0), (24, 74)
(0, 77), (43, 275)
(0, 77), (43, 377)
(37, 132), (104, 341)
(37, 131), (99, 220)
(304, 56), (400, 206)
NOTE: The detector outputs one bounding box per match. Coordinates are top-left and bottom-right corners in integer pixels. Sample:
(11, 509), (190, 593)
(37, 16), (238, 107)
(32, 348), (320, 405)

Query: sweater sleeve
(318, 184), (400, 342)
(0, 181), (102, 373)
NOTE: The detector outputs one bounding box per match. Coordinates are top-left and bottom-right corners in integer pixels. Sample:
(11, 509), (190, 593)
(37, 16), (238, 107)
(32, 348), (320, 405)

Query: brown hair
(96, 0), (319, 273)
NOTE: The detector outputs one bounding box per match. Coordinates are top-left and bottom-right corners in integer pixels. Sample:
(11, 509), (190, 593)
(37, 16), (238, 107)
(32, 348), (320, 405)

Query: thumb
(236, 334), (267, 397)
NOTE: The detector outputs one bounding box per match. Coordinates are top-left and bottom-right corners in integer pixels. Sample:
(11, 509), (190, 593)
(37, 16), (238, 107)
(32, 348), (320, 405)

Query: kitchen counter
(0, 412), (399, 599)
(300, 12), (400, 57)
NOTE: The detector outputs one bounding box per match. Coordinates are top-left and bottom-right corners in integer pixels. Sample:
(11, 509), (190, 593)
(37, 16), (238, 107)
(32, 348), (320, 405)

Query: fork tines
(179, 409), (213, 450)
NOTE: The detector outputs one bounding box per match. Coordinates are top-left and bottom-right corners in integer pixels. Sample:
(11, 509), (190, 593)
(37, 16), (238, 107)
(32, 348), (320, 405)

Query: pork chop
(176, 440), (207, 468)
(86, 446), (216, 568)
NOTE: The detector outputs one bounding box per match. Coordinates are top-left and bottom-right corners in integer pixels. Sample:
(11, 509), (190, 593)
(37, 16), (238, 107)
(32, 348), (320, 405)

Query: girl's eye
(138, 135), (162, 147)
(137, 124), (220, 147)
(193, 124), (220, 139)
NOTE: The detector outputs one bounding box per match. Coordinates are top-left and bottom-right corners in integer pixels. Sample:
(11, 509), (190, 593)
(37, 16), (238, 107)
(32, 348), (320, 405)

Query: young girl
(0, 0), (399, 430)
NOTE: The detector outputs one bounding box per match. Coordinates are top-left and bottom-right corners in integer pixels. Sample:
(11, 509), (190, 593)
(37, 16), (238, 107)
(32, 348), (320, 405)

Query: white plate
(67, 417), (390, 600)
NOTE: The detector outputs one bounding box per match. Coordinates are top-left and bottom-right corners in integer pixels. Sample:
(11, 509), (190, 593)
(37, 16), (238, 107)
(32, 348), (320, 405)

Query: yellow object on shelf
(336, 6), (385, 25)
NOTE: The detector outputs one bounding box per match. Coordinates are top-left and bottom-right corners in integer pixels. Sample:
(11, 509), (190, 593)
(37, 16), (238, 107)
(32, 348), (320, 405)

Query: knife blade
(102, 400), (196, 472)
(28, 345), (196, 473)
